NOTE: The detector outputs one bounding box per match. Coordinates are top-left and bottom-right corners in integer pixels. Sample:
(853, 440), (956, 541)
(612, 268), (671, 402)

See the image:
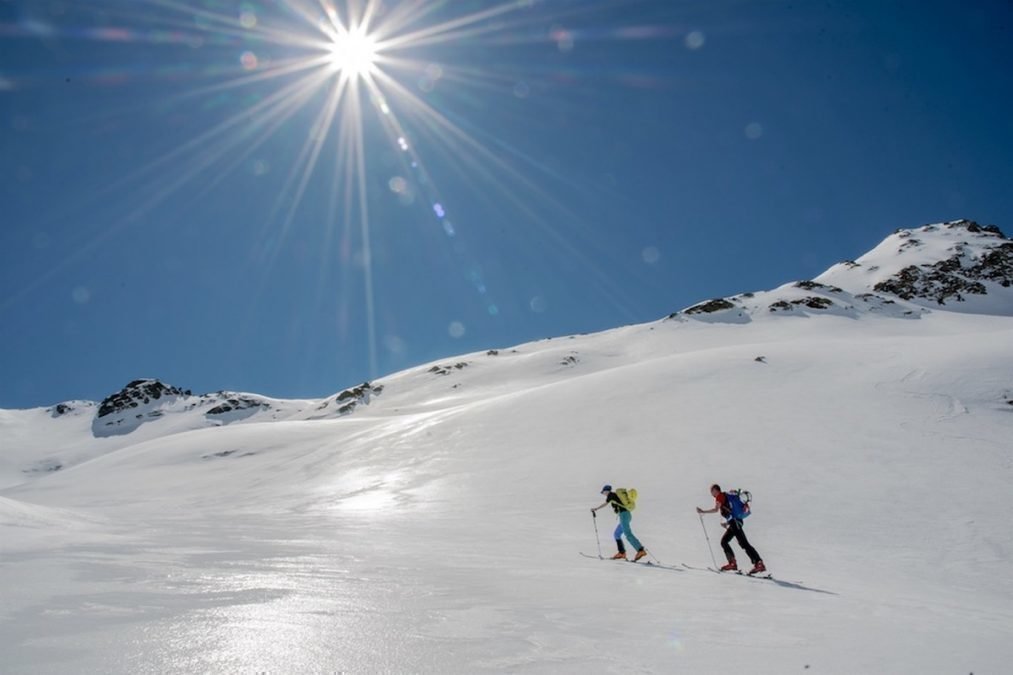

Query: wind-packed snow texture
(2, 220), (1012, 673)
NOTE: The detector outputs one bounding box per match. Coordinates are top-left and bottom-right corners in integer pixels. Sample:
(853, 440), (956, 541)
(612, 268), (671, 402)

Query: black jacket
(605, 491), (628, 514)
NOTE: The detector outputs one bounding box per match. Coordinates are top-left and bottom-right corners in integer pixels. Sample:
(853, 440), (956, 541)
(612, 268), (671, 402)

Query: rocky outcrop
(794, 280), (843, 294)
(873, 265), (987, 304)
(315, 381), (384, 416)
(47, 401), (95, 418)
(683, 298), (736, 315)
(206, 396), (271, 417)
(769, 296), (835, 312)
(871, 222), (1010, 306)
(92, 379), (191, 437)
(97, 379), (189, 419)
(429, 362), (470, 376)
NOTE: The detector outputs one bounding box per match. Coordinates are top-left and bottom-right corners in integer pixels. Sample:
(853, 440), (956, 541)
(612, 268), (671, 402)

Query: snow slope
(2, 221), (1012, 674)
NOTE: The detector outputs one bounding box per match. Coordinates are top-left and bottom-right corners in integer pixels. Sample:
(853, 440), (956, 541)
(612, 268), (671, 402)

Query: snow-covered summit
(92, 378), (192, 437)
(88, 378), (387, 437)
(0, 378), (384, 488)
(669, 219), (1012, 323)
(815, 219), (1012, 314)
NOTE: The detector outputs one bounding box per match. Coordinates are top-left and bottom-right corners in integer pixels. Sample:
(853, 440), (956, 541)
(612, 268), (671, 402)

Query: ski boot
(719, 560), (738, 572)
(611, 551), (627, 560)
(633, 549), (647, 562)
(747, 560), (767, 575)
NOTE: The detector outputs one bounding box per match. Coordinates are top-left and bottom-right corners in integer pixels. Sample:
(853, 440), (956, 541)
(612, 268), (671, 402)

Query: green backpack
(616, 487), (638, 511)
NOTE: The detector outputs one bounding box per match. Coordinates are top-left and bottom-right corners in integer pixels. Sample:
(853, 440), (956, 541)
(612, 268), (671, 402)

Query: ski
(641, 561), (684, 572)
(734, 570), (773, 580)
(580, 552), (683, 571)
(682, 562), (800, 583)
(578, 551), (638, 562)
(707, 567), (777, 581)
(728, 570), (805, 584)
(704, 566), (772, 579)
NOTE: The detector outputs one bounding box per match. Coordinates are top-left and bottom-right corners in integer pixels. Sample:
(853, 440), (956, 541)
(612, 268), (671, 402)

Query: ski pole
(591, 510), (603, 559)
(698, 513), (719, 569)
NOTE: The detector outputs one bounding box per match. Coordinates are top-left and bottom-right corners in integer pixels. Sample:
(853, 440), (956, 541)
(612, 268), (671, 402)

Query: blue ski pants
(613, 510), (643, 552)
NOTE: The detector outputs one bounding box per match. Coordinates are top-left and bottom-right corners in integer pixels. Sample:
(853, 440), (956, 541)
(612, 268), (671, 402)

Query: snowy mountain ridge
(0, 377), (383, 488)
(672, 218), (1012, 323)
(2, 219), (1013, 673)
(2, 219), (1010, 490)
(817, 218), (1012, 312)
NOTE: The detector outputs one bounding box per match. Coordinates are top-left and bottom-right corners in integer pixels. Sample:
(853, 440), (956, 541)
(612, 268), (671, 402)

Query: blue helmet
(601, 484), (612, 493)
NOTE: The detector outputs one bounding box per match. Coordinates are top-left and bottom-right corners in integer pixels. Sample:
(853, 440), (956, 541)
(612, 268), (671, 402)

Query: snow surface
(3, 223), (1013, 673)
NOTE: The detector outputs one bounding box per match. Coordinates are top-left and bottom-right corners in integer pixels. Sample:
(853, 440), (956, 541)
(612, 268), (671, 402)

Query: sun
(328, 28), (378, 78)
(70, 0), (625, 379)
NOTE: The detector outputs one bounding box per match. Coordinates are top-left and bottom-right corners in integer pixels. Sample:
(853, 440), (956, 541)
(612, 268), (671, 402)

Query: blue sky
(2, 0), (1011, 408)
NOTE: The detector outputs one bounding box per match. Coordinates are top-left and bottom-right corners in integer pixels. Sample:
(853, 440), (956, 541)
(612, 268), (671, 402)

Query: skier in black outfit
(697, 483), (766, 574)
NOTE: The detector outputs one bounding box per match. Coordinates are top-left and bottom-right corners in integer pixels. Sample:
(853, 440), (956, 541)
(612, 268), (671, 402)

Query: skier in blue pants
(591, 484), (646, 561)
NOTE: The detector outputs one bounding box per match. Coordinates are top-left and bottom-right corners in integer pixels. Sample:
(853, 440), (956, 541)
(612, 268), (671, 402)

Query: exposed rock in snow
(428, 362), (470, 376)
(683, 298), (737, 315)
(311, 381), (384, 418)
(92, 379), (191, 437)
(669, 219), (1010, 324)
(815, 219), (1012, 314)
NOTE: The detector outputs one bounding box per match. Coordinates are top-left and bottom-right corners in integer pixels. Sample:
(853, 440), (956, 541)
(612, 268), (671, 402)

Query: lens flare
(2, 0), (684, 377)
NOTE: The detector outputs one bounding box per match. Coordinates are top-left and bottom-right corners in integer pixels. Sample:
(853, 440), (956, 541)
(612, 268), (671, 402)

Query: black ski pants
(720, 519), (761, 565)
